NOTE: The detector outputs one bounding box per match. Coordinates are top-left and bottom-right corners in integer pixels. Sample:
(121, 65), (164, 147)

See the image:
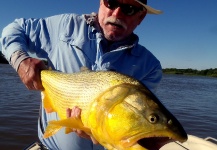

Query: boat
(24, 141), (48, 150)
(160, 134), (217, 150)
(24, 134), (217, 150)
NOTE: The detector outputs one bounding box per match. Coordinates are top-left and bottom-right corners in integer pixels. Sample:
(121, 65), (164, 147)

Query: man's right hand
(17, 57), (47, 90)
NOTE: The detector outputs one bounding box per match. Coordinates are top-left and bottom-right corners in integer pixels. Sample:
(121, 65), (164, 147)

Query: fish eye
(148, 114), (159, 124)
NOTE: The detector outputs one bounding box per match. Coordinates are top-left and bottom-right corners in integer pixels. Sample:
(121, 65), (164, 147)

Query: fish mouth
(121, 131), (186, 150)
(138, 137), (174, 150)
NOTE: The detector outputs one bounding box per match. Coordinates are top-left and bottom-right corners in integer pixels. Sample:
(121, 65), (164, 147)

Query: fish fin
(41, 91), (55, 113)
(80, 66), (91, 72)
(43, 121), (62, 138)
(65, 127), (74, 134)
(48, 118), (91, 135)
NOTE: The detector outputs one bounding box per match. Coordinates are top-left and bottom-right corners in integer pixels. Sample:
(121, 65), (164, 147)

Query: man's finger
(71, 106), (81, 118)
(66, 108), (72, 118)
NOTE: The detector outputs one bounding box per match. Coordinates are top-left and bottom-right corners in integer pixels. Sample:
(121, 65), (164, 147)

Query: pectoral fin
(43, 121), (62, 138)
(65, 127), (74, 134)
(43, 118), (91, 138)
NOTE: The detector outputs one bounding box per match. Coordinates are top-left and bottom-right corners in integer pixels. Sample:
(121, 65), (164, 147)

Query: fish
(40, 69), (188, 150)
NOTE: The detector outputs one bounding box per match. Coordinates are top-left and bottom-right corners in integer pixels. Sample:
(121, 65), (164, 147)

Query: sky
(0, 0), (216, 70)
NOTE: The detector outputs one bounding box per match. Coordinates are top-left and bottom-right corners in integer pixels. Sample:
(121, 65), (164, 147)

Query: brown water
(0, 64), (217, 149)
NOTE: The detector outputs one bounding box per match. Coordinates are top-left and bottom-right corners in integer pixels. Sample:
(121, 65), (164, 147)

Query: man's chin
(104, 32), (126, 42)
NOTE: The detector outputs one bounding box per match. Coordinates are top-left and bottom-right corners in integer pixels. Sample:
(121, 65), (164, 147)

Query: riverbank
(0, 58), (8, 64)
(163, 68), (217, 77)
(0, 51), (8, 64)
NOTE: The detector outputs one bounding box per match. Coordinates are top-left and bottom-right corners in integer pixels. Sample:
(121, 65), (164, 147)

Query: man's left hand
(66, 106), (99, 144)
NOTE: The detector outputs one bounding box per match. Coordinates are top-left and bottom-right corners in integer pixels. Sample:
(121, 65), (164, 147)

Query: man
(1, 0), (162, 149)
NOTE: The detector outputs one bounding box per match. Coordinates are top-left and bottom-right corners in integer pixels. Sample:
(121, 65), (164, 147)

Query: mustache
(104, 17), (127, 30)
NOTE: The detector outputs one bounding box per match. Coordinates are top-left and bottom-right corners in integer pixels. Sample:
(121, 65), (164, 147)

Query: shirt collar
(84, 13), (141, 56)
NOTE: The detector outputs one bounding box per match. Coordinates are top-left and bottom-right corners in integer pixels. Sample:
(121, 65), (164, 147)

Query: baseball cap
(135, 0), (163, 14)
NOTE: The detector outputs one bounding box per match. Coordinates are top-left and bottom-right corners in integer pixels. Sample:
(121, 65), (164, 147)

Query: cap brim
(135, 0), (163, 14)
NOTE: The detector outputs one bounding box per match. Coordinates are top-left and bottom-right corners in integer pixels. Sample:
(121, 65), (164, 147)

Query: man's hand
(17, 58), (47, 90)
(66, 106), (99, 144)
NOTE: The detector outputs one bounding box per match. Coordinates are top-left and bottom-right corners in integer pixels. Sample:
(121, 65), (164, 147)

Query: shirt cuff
(10, 50), (30, 71)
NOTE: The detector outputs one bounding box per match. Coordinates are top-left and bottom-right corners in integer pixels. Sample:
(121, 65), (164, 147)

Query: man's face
(98, 0), (147, 42)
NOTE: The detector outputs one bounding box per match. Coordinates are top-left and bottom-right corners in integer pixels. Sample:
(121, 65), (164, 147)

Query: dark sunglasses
(103, 0), (146, 16)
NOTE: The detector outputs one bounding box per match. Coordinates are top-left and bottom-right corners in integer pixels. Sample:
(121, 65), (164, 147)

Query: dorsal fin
(80, 66), (91, 72)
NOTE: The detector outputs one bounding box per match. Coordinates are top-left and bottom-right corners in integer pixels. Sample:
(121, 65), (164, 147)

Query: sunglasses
(103, 0), (146, 16)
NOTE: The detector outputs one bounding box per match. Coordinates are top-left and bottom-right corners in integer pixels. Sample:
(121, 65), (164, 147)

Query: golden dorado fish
(41, 69), (187, 150)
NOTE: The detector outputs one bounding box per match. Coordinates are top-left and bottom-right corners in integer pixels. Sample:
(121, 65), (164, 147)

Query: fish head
(89, 83), (187, 150)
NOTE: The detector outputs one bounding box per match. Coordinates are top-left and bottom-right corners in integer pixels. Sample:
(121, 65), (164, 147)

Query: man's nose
(112, 7), (125, 17)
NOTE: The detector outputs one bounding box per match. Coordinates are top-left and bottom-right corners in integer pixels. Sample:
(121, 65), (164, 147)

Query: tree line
(163, 68), (217, 77)
(0, 51), (8, 64)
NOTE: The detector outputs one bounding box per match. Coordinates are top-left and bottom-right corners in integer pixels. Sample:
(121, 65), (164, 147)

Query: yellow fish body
(41, 70), (187, 150)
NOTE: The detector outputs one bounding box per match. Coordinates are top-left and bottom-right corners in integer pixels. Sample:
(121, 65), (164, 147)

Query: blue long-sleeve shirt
(1, 13), (162, 150)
